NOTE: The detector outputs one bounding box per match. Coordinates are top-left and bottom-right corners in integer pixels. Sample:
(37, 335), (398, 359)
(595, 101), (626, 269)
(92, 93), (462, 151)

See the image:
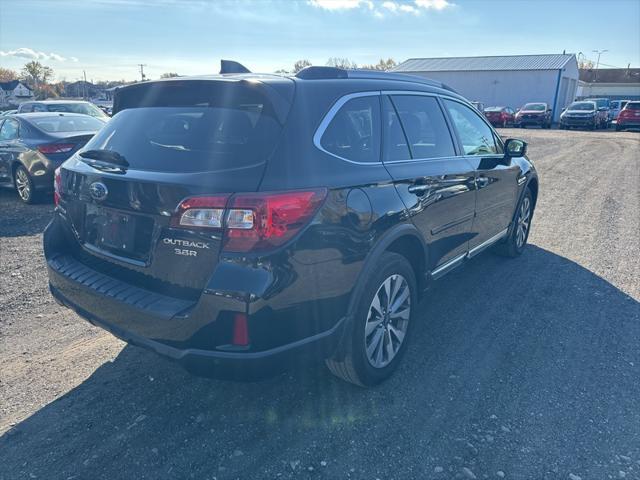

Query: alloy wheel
(15, 168), (31, 202)
(516, 196), (531, 248)
(364, 274), (411, 369)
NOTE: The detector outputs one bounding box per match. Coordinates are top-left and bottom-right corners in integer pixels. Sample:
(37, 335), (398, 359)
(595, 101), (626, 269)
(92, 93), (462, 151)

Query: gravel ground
(1, 128), (639, 480)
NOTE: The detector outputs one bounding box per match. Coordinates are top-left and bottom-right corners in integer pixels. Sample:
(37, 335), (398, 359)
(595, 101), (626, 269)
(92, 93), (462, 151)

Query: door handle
(408, 184), (430, 195)
(476, 177), (490, 188)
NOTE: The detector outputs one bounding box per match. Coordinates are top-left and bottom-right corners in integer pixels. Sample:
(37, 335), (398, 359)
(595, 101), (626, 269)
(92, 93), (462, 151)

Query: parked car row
(481, 97), (638, 131)
(482, 103), (552, 129)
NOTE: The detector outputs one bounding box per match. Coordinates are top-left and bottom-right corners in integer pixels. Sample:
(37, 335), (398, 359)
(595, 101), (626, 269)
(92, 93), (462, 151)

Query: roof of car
(122, 69), (462, 98)
(21, 100), (92, 104)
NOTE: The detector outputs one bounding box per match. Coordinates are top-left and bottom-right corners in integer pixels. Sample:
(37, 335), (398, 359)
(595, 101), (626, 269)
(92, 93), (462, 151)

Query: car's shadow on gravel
(2, 245), (639, 480)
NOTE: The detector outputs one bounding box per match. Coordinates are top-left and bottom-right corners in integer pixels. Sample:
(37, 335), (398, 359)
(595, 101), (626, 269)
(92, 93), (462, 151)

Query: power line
(137, 64), (147, 82)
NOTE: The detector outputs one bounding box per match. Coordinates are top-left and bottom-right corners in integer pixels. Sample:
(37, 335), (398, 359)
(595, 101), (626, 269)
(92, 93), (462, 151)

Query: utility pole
(138, 64), (147, 82)
(83, 70), (87, 100)
(592, 49), (608, 82)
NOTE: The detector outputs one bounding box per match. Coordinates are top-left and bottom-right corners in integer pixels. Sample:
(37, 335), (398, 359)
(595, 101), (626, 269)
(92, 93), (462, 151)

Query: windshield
(84, 85), (285, 173)
(522, 103), (546, 111)
(568, 102), (595, 111)
(30, 115), (105, 133)
(46, 103), (108, 119)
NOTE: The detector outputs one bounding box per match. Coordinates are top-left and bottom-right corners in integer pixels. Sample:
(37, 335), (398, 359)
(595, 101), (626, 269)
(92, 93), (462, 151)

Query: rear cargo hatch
(57, 78), (294, 296)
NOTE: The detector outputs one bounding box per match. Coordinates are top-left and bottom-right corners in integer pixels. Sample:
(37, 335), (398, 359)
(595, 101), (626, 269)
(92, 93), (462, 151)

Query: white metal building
(392, 54), (579, 123)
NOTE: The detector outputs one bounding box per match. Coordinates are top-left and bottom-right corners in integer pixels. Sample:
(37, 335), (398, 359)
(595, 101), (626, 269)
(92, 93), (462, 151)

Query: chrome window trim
(312, 91), (382, 165)
(313, 89), (471, 165)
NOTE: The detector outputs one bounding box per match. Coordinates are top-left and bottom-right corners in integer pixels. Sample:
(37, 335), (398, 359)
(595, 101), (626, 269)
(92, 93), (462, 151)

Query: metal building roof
(393, 54), (575, 73)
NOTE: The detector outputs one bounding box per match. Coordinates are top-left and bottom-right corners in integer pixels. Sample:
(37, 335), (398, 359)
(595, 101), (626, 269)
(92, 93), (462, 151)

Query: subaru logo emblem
(89, 182), (108, 201)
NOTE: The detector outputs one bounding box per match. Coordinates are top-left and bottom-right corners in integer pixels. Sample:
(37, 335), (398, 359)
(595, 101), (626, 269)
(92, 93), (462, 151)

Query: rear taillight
(171, 194), (230, 229)
(172, 189), (327, 253)
(38, 143), (75, 155)
(54, 167), (62, 206)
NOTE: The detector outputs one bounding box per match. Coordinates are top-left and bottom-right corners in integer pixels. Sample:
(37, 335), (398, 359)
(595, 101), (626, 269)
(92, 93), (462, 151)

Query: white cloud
(399, 4), (419, 13)
(381, 1), (398, 11)
(359, 0), (452, 17)
(308, 0), (373, 10)
(415, 0), (453, 10)
(0, 47), (78, 62)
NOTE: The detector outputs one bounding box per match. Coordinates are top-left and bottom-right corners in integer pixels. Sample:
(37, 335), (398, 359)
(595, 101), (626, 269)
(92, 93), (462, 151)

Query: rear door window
(389, 95), (455, 160)
(320, 95), (381, 163)
(83, 82), (289, 173)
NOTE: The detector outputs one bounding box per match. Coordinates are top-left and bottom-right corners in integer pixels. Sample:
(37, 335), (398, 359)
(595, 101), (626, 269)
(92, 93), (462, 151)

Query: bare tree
(0, 67), (19, 82)
(293, 59), (312, 73)
(160, 72), (179, 78)
(326, 57), (357, 69)
(361, 58), (397, 71)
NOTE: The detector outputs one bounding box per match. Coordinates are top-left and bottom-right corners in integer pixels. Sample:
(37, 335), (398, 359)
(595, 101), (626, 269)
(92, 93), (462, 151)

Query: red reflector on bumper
(232, 313), (249, 346)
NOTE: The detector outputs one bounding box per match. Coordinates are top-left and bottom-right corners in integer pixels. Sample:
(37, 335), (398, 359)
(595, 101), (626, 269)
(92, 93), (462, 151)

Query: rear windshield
(44, 103), (108, 119)
(625, 102), (640, 110)
(484, 107), (505, 112)
(568, 102), (595, 111)
(523, 103), (546, 111)
(85, 83), (286, 173)
(30, 115), (105, 133)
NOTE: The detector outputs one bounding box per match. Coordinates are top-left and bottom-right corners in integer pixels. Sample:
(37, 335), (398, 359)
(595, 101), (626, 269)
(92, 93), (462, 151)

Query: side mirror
(505, 138), (527, 158)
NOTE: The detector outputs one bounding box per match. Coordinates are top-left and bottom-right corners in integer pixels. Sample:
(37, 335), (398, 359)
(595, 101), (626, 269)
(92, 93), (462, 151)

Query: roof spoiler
(295, 66), (348, 80)
(220, 60), (251, 74)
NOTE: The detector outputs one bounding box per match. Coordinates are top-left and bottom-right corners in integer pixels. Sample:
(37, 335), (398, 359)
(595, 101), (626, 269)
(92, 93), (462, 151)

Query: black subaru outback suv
(44, 63), (538, 386)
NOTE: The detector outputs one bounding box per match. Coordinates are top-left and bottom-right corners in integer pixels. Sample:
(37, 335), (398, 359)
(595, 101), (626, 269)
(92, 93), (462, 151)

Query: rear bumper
(44, 213), (349, 378)
(50, 281), (345, 378)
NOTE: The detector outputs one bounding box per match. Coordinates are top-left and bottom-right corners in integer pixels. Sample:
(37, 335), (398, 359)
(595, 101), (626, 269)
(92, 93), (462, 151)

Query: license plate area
(84, 205), (154, 262)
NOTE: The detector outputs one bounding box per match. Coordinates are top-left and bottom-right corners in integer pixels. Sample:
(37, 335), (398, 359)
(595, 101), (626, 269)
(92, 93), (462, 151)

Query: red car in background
(616, 101), (640, 131)
(484, 106), (516, 127)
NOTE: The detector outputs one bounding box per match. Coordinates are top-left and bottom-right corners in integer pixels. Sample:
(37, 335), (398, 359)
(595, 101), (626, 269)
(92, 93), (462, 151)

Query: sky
(1, 0), (639, 82)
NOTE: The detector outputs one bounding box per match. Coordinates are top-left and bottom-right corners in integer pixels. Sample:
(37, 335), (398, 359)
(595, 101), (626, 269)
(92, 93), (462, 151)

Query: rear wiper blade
(79, 149), (129, 168)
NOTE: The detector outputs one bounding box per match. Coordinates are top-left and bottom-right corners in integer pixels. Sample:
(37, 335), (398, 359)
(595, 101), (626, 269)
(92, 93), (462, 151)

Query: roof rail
(220, 60), (251, 74)
(294, 66), (457, 93)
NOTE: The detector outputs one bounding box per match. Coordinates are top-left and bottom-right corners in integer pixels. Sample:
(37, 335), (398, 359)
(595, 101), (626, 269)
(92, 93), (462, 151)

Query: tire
(14, 165), (37, 204)
(494, 188), (534, 258)
(326, 252), (416, 387)
(616, 124), (622, 132)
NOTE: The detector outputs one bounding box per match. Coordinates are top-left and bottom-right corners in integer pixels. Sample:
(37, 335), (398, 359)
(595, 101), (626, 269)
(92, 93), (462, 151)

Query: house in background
(0, 80), (34, 107)
(392, 54), (579, 123)
(576, 68), (640, 101)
